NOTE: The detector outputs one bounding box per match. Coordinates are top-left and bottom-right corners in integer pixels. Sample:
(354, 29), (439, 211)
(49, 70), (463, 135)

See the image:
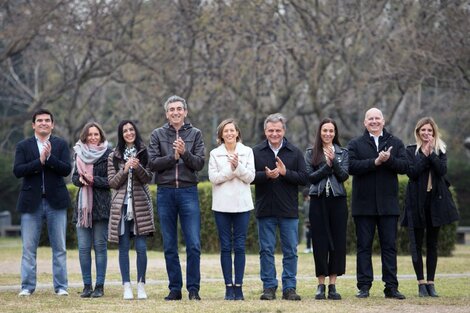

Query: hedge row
(42, 176), (458, 256)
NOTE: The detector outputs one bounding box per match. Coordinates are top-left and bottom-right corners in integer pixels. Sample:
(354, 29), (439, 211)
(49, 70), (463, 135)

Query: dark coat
(13, 136), (72, 213)
(401, 145), (459, 228)
(305, 144), (349, 197)
(252, 138), (308, 218)
(72, 149), (112, 223)
(148, 122), (205, 188)
(347, 129), (408, 216)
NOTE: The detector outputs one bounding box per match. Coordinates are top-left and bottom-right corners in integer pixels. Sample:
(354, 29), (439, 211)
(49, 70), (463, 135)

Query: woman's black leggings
(413, 194), (440, 281)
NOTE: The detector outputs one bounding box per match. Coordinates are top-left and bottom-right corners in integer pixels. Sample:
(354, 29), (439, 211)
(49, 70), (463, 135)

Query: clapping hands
(375, 146), (393, 166)
(228, 153), (239, 171)
(265, 156), (286, 179)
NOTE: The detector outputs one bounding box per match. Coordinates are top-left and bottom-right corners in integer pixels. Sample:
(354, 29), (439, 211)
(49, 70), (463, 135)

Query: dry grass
(1, 237), (469, 313)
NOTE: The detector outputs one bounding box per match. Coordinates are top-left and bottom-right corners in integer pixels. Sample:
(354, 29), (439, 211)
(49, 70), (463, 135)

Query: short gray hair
(164, 95), (187, 111)
(264, 113), (287, 130)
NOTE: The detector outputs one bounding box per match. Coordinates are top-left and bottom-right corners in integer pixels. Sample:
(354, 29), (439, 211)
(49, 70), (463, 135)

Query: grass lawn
(0, 237), (469, 313)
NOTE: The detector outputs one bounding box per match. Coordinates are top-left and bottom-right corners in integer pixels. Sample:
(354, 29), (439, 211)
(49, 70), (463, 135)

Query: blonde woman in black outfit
(304, 118), (349, 300)
(402, 117), (459, 297)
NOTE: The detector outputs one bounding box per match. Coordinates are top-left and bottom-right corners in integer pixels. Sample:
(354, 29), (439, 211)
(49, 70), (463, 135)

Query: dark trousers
(309, 195), (347, 277)
(213, 211), (250, 285)
(413, 194), (440, 281)
(354, 215), (399, 290)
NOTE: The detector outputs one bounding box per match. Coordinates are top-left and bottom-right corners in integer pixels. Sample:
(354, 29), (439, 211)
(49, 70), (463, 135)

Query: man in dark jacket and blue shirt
(148, 95), (205, 301)
(14, 108), (72, 297)
(348, 108), (408, 299)
(252, 113), (307, 301)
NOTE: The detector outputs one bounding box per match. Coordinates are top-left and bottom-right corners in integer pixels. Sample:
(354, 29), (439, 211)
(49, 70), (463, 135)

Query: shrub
(56, 176), (457, 256)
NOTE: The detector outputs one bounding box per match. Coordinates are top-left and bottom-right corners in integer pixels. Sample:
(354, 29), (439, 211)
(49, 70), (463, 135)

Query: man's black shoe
(189, 290), (201, 300)
(164, 290), (182, 301)
(260, 287), (277, 300)
(356, 288), (370, 298)
(282, 288), (301, 301)
(384, 287), (406, 299)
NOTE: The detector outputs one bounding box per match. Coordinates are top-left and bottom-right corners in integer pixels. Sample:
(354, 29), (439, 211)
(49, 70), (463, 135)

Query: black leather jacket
(304, 144), (349, 197)
(148, 122), (205, 188)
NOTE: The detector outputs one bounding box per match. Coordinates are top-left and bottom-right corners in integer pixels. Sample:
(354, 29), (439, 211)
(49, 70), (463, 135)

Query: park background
(1, 0), (470, 228)
(1, 1), (470, 312)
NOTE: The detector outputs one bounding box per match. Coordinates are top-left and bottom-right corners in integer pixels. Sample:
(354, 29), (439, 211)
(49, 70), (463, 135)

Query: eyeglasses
(167, 107), (185, 112)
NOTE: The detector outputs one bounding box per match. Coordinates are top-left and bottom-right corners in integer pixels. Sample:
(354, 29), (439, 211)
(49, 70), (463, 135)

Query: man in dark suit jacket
(13, 108), (72, 296)
(348, 108), (408, 300)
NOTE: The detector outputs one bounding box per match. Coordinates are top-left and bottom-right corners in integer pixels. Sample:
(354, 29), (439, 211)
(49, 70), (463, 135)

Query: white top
(208, 142), (255, 213)
(268, 139), (283, 156)
(369, 131), (383, 151)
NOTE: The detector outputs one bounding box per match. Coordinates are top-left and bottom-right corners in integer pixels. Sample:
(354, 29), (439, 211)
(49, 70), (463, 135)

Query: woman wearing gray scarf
(72, 122), (111, 298)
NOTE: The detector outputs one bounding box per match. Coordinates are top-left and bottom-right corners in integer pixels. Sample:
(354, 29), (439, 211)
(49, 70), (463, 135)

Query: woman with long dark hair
(402, 117), (459, 297)
(72, 122), (112, 298)
(108, 120), (155, 300)
(304, 118), (349, 300)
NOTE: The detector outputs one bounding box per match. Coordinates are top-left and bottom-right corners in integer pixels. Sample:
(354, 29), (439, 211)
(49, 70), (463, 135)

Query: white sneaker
(18, 289), (31, 297)
(56, 289), (69, 296)
(123, 282), (134, 300)
(137, 282), (147, 300)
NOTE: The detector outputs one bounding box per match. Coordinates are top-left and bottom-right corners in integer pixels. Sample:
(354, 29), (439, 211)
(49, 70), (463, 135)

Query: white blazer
(208, 142), (255, 213)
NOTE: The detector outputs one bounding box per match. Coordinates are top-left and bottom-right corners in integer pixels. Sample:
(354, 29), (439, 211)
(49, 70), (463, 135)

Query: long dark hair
(116, 120), (147, 167)
(312, 118), (341, 166)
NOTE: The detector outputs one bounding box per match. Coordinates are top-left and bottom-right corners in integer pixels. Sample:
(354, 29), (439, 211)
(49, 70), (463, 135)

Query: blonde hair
(414, 117), (446, 155)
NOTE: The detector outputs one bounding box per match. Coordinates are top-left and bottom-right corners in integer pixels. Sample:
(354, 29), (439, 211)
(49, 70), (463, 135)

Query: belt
(41, 194), (46, 198)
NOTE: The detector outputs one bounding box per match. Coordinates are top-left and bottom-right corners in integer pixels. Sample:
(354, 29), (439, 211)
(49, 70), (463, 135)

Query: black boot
(224, 285), (234, 300)
(426, 284), (439, 297)
(91, 284), (104, 298)
(234, 285), (244, 300)
(315, 284), (326, 300)
(80, 284), (93, 298)
(327, 284), (341, 300)
(418, 284), (429, 297)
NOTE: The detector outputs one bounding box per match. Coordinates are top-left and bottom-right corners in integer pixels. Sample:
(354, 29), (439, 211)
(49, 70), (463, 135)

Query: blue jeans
(20, 199), (67, 293)
(76, 220), (108, 286)
(257, 217), (299, 291)
(214, 211), (250, 285)
(157, 186), (201, 292)
(119, 220), (148, 283)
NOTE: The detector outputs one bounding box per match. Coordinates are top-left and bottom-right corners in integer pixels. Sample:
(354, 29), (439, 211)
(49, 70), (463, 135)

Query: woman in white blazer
(209, 118), (255, 301)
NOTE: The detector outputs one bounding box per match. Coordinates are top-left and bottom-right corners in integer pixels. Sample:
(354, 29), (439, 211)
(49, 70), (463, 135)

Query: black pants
(413, 193), (440, 281)
(354, 215), (399, 290)
(309, 195), (347, 277)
